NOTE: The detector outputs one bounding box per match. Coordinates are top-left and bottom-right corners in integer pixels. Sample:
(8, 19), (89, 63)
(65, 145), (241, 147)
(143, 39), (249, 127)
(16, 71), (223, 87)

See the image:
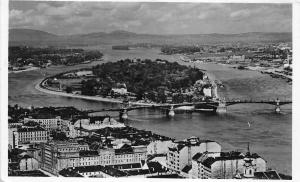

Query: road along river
(8, 47), (292, 175)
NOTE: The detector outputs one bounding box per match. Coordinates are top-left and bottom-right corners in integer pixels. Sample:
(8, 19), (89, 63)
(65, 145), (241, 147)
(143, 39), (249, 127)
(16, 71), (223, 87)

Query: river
(8, 47), (292, 175)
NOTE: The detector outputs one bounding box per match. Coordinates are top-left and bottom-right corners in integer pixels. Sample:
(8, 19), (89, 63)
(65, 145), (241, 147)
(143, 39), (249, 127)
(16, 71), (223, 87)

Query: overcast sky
(9, 1), (292, 35)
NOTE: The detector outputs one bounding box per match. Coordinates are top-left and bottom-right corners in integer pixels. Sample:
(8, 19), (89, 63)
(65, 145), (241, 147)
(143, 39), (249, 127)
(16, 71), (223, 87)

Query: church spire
(247, 142), (250, 154)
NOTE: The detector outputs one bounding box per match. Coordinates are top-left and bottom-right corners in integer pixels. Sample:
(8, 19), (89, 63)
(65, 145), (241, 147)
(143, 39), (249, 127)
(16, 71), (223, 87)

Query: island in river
(40, 59), (218, 105)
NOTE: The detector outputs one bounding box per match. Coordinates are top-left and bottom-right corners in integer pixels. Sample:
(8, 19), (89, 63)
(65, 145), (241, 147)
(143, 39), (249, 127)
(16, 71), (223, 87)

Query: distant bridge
(221, 99), (291, 113)
(85, 98), (292, 122)
(225, 100), (292, 106)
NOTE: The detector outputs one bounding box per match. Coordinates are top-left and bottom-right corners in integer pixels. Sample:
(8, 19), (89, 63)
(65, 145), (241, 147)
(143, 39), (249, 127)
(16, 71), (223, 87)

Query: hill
(9, 29), (292, 47)
(9, 29), (60, 45)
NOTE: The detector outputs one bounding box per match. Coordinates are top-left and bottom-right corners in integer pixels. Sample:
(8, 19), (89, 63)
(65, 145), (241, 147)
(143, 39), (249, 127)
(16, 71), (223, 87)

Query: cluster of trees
(161, 46), (203, 55)
(9, 105), (86, 121)
(8, 105), (31, 121)
(80, 78), (113, 96)
(9, 46), (103, 67)
(79, 59), (203, 102)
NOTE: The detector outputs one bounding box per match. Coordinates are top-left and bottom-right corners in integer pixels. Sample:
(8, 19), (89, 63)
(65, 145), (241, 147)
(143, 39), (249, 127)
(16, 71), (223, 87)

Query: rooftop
(59, 168), (84, 177)
(62, 165), (128, 177)
(253, 170), (290, 180)
(79, 150), (99, 157)
(17, 126), (46, 132)
(201, 151), (248, 168)
(182, 165), (192, 173)
(148, 174), (184, 178)
(192, 152), (203, 161)
(9, 170), (49, 177)
(170, 137), (219, 152)
(111, 163), (142, 170)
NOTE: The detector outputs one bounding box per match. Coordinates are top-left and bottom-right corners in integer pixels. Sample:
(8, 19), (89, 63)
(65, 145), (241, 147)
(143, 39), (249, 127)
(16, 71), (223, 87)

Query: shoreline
(36, 79), (160, 107)
(9, 67), (40, 74)
(34, 60), (222, 107)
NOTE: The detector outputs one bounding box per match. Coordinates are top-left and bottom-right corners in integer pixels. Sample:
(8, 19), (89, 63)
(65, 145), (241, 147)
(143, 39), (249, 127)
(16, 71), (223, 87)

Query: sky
(9, 1), (292, 35)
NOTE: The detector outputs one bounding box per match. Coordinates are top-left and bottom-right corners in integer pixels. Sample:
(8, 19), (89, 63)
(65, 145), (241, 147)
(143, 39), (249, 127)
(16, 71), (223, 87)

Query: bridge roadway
(85, 100), (292, 113)
(225, 100), (292, 106)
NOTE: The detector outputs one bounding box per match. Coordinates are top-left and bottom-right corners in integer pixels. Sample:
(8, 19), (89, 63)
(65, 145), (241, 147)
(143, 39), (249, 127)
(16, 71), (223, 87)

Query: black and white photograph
(1, 0), (298, 180)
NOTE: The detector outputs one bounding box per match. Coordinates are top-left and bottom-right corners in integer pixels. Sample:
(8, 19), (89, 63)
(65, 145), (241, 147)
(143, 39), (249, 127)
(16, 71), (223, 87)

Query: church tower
(243, 142), (256, 178)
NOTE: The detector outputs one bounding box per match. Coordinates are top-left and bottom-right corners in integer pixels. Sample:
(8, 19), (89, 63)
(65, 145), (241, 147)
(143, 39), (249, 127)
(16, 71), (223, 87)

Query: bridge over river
(85, 98), (292, 122)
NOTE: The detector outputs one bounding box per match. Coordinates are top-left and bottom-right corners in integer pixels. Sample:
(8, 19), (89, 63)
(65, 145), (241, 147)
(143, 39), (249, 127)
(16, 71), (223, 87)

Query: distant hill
(9, 29), (59, 42)
(9, 28), (292, 47)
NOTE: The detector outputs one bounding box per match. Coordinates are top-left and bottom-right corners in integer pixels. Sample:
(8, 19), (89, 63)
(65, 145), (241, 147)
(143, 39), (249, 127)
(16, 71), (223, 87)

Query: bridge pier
(167, 105), (175, 117)
(119, 109), (128, 122)
(275, 106), (281, 113)
(275, 98), (281, 113)
(216, 101), (227, 113)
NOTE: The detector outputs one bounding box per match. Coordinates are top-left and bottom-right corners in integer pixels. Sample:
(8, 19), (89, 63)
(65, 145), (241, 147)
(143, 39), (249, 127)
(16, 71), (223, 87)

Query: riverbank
(229, 64), (292, 82)
(36, 78), (161, 107)
(35, 59), (215, 107)
(9, 66), (40, 74)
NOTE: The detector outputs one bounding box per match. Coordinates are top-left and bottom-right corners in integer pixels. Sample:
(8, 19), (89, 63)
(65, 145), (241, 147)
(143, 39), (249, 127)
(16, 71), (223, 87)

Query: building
(166, 137), (221, 173)
(40, 140), (90, 175)
(59, 161), (170, 178)
(190, 152), (215, 179)
(113, 144), (147, 166)
(190, 151), (267, 179)
(24, 116), (63, 131)
(19, 154), (39, 171)
(147, 140), (173, 155)
(203, 87), (212, 97)
(253, 170), (292, 180)
(69, 116), (125, 138)
(8, 127), (18, 149)
(8, 121), (23, 128)
(75, 70), (94, 77)
(10, 126), (49, 147)
(112, 83), (128, 95)
(94, 144), (148, 167)
(40, 140), (147, 176)
(59, 165), (128, 178)
(8, 149), (40, 173)
(227, 55), (245, 63)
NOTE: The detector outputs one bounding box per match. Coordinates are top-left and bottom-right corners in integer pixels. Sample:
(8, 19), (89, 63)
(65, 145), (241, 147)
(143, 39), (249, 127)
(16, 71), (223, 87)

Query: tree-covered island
(46, 59), (214, 104)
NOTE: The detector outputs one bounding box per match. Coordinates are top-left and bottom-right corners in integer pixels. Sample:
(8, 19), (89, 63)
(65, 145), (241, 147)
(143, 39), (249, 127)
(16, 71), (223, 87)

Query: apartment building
(40, 141), (147, 175)
(13, 126), (49, 146)
(190, 151), (267, 179)
(24, 116), (62, 131)
(40, 140), (89, 175)
(166, 136), (221, 173)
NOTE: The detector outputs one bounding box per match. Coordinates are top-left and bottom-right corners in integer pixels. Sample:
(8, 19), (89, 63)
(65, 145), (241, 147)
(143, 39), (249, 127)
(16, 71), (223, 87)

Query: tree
(65, 86), (73, 93)
(81, 79), (98, 96)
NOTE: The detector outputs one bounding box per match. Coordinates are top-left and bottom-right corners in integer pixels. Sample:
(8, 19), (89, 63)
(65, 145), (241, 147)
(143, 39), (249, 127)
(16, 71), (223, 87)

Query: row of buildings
(8, 107), (288, 179)
(165, 136), (266, 179)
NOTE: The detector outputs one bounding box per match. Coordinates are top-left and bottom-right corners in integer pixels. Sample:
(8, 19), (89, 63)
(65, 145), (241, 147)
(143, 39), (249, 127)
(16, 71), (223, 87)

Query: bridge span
(85, 98), (292, 122)
(221, 98), (291, 113)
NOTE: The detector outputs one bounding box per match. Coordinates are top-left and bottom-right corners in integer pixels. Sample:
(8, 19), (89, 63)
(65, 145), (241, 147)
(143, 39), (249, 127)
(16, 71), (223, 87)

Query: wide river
(9, 47), (292, 175)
